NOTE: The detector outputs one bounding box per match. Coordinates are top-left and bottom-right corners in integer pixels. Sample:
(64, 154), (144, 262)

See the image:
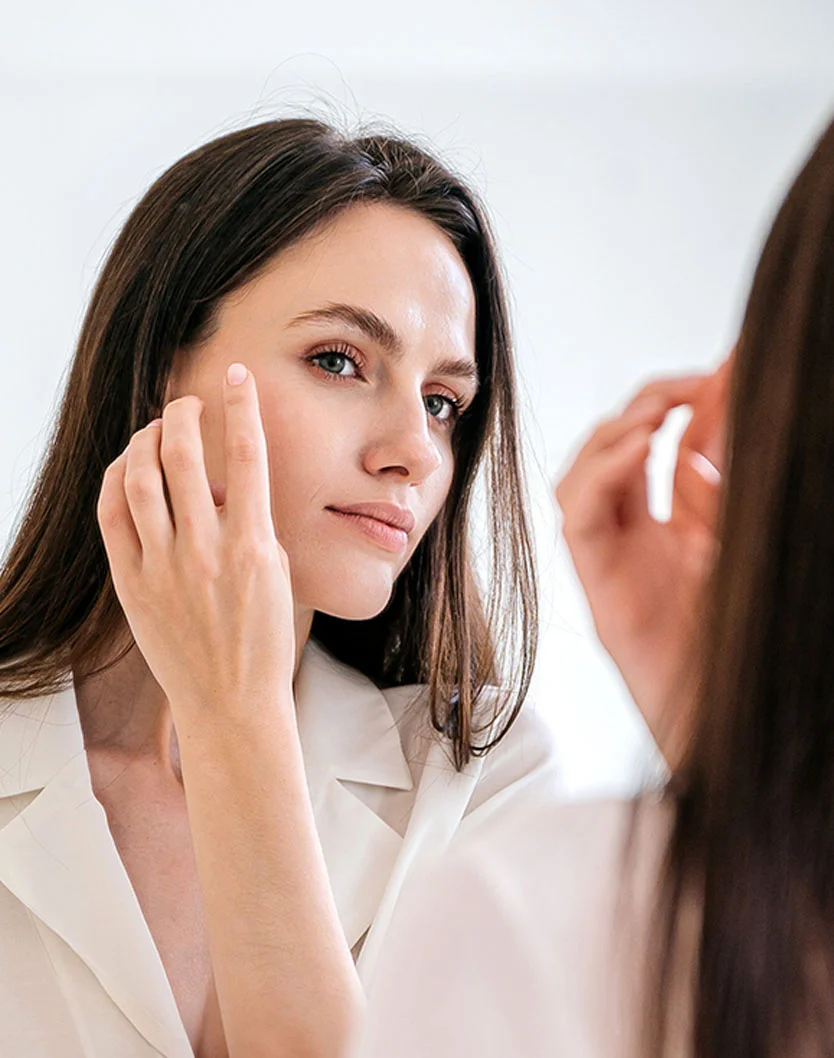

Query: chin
(293, 560), (398, 621)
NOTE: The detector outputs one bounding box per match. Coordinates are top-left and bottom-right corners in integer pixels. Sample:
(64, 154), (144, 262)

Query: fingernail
(149, 418), (163, 427)
(226, 363), (247, 386)
(688, 450), (721, 485)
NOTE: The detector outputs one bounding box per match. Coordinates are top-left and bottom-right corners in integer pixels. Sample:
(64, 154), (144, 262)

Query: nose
(362, 397), (444, 484)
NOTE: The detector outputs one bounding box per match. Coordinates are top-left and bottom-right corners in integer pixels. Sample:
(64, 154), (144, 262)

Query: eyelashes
(305, 344), (469, 425)
(307, 342), (364, 379)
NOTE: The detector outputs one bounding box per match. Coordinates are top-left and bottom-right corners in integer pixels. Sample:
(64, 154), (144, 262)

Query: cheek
(414, 450), (457, 542)
(259, 392), (346, 522)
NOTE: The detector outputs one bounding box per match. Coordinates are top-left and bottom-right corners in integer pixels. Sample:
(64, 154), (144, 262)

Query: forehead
(224, 202), (477, 357)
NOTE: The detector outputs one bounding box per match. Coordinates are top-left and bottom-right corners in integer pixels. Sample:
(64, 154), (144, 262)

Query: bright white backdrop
(2, 1), (833, 794)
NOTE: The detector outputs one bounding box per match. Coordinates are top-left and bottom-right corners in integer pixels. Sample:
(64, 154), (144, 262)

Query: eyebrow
(287, 301), (479, 391)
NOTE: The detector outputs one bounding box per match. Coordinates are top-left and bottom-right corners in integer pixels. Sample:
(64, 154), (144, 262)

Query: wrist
(171, 687), (297, 756)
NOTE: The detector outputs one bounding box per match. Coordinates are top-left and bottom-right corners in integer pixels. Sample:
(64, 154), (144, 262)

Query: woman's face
(167, 202), (478, 620)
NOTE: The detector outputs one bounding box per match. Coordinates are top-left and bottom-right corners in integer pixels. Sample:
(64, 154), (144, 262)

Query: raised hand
(97, 361), (296, 723)
(556, 358), (730, 770)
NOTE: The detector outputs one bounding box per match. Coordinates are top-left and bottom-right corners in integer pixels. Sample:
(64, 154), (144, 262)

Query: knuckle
(183, 544), (221, 581)
(99, 468), (120, 496)
(161, 438), (197, 475)
(97, 499), (122, 533)
(628, 394), (664, 420)
(229, 534), (275, 569)
(123, 468), (158, 505)
(226, 432), (259, 465)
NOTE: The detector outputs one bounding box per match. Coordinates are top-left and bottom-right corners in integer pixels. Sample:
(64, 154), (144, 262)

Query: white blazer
(356, 794), (680, 1058)
(0, 638), (561, 1057)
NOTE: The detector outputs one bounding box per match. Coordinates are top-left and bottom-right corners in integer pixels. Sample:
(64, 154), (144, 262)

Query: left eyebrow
(287, 300), (479, 393)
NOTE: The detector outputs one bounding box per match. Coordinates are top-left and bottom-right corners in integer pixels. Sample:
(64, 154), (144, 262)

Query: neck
(75, 604), (314, 783)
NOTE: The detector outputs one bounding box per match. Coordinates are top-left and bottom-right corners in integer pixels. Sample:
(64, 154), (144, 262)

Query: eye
(310, 350), (361, 377)
(424, 393), (462, 424)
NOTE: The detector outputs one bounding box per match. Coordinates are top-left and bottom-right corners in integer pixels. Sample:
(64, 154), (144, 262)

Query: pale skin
(89, 201), (478, 1058)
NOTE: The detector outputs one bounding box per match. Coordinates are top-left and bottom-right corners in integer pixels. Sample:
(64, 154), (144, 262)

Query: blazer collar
(0, 683), (83, 798)
(294, 639), (413, 792)
(0, 640), (415, 800)
(0, 641), (415, 1053)
(0, 687), (194, 1057)
(292, 640), (414, 951)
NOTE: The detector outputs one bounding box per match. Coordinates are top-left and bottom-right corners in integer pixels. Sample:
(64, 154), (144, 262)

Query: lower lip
(327, 509), (409, 553)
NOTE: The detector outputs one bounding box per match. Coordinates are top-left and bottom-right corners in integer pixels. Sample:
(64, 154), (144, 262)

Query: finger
(222, 363), (272, 536)
(97, 448), (142, 589)
(574, 399), (667, 465)
(672, 449), (721, 531)
(576, 376), (706, 463)
(623, 374), (708, 409)
(159, 395), (216, 536)
(123, 421), (175, 555)
(678, 364), (730, 467)
(559, 411), (635, 513)
(562, 426), (654, 542)
(620, 433), (652, 525)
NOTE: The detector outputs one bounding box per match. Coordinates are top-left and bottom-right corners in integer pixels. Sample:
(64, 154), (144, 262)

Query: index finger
(575, 374), (708, 466)
(222, 363), (272, 536)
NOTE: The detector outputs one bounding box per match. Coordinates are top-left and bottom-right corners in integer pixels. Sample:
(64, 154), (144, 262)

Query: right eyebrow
(286, 302), (404, 360)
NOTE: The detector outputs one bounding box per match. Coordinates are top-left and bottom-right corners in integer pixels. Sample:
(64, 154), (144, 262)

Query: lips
(326, 502), (415, 535)
(325, 502), (415, 555)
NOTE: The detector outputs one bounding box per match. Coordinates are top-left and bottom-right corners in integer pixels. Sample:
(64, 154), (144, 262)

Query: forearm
(175, 702), (363, 1058)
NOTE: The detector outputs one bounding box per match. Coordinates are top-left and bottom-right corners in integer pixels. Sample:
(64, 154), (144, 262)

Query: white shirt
(357, 794), (680, 1058)
(0, 638), (561, 1057)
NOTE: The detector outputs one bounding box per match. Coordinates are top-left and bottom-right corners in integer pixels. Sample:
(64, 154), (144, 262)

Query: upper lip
(328, 502), (416, 535)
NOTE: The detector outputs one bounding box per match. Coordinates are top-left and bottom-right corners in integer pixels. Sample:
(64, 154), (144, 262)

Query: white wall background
(2, 1), (833, 795)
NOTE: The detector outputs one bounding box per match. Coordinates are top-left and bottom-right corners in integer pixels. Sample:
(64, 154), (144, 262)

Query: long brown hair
(651, 115), (834, 1055)
(0, 119), (537, 769)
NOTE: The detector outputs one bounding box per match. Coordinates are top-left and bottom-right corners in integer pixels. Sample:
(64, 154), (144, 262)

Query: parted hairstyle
(651, 114), (834, 1056)
(0, 118), (538, 770)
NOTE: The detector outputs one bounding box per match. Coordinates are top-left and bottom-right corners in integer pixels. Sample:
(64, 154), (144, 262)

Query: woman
(355, 120), (834, 1057)
(0, 118), (560, 1057)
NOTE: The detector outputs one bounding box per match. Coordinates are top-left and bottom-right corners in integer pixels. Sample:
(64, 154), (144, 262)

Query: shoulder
(358, 795), (674, 1058)
(465, 692), (565, 815)
(449, 794), (674, 925)
(382, 682), (564, 802)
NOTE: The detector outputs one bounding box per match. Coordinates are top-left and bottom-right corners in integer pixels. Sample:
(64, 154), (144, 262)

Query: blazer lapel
(294, 641), (414, 951)
(0, 642), (419, 1044)
(0, 688), (193, 1058)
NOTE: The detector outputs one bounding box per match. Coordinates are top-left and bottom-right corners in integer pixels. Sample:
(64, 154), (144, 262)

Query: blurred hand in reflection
(555, 353), (732, 770)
